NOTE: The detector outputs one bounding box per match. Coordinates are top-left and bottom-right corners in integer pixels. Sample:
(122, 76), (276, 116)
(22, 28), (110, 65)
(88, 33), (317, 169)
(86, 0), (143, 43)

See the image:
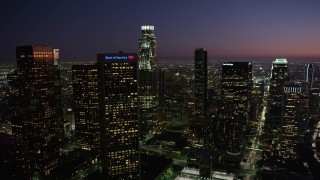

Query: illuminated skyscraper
(266, 58), (289, 156)
(281, 84), (301, 159)
(72, 64), (100, 152)
(98, 53), (139, 179)
(139, 25), (157, 71)
(10, 45), (63, 176)
(139, 25), (158, 139)
(269, 59), (289, 102)
(220, 62), (252, 154)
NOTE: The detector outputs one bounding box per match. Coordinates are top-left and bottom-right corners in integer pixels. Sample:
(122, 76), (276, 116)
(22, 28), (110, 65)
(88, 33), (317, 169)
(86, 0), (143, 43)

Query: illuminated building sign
(223, 63), (234, 66)
(141, 25), (154, 30)
(105, 55), (135, 60)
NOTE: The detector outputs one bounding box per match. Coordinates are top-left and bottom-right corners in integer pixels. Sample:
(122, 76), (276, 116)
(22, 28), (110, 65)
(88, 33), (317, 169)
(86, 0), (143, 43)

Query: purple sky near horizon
(1, 0), (320, 63)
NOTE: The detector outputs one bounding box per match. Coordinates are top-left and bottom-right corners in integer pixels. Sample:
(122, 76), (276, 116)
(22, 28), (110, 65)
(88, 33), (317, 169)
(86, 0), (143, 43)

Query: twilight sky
(1, 0), (320, 63)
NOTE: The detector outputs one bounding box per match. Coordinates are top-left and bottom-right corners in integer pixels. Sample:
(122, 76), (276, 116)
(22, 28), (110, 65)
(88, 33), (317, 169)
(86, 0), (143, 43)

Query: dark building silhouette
(193, 48), (209, 148)
(220, 62), (252, 154)
(72, 64), (100, 153)
(194, 48), (208, 115)
(0, 133), (31, 179)
(156, 68), (166, 134)
(9, 45), (63, 176)
(97, 53), (140, 179)
(164, 71), (189, 129)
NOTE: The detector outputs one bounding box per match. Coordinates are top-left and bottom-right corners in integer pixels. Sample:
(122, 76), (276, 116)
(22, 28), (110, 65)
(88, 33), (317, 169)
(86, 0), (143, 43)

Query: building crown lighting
(274, 58), (288, 65)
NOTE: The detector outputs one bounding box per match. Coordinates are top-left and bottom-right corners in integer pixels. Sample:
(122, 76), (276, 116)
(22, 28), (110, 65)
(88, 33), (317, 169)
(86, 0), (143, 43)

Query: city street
(239, 99), (267, 179)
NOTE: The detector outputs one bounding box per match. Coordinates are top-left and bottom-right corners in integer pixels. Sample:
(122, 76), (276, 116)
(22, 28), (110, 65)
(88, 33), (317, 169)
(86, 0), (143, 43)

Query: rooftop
(274, 58), (288, 65)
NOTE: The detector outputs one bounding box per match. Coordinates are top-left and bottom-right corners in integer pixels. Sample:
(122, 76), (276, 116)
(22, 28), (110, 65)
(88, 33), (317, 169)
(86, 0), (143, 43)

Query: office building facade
(281, 84), (301, 159)
(266, 58), (289, 156)
(138, 25), (159, 139)
(72, 64), (100, 152)
(220, 62), (252, 154)
(194, 48), (208, 116)
(98, 53), (140, 179)
(10, 45), (63, 176)
(193, 48), (209, 147)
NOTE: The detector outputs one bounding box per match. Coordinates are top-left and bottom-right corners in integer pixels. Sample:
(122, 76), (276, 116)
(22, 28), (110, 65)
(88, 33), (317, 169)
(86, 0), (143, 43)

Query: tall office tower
(10, 45), (63, 176)
(266, 59), (289, 156)
(193, 48), (208, 147)
(281, 84), (301, 159)
(164, 72), (189, 128)
(269, 59), (289, 102)
(139, 25), (158, 139)
(220, 62), (252, 154)
(72, 64), (100, 152)
(194, 48), (208, 115)
(306, 63), (314, 92)
(97, 53), (139, 179)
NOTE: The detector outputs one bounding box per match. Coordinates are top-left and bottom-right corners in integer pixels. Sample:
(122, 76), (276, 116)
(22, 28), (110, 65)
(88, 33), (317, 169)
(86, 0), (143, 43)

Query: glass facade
(194, 48), (208, 115)
(72, 64), (100, 151)
(98, 53), (139, 179)
(139, 25), (159, 139)
(10, 45), (63, 176)
(281, 85), (301, 159)
(193, 48), (209, 147)
(139, 25), (157, 71)
(266, 58), (289, 156)
(220, 62), (252, 154)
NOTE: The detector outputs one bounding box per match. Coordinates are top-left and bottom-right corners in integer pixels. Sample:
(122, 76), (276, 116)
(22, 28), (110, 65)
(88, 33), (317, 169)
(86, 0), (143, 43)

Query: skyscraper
(10, 45), (63, 176)
(266, 58), (289, 156)
(281, 84), (301, 159)
(269, 59), (290, 102)
(306, 63), (314, 92)
(193, 48), (208, 147)
(220, 62), (252, 154)
(194, 48), (208, 115)
(164, 71), (189, 128)
(97, 53), (140, 179)
(139, 25), (158, 139)
(72, 64), (100, 152)
(139, 25), (157, 71)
